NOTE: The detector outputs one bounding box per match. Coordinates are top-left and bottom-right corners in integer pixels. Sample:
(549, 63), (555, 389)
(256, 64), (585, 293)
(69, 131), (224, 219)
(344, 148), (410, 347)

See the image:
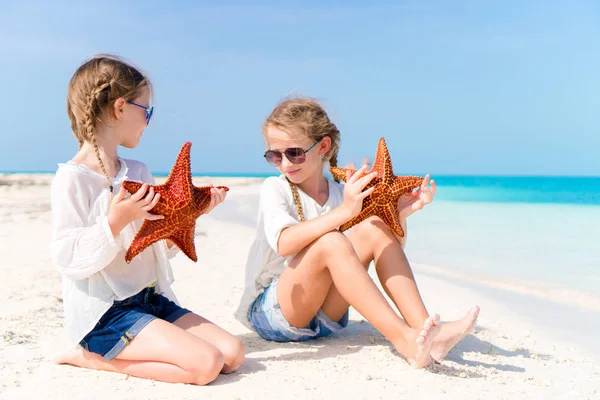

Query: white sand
(0, 175), (598, 399)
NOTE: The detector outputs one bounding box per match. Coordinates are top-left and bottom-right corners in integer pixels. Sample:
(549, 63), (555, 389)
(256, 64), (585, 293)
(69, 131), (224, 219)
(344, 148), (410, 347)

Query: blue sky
(1, 0), (598, 176)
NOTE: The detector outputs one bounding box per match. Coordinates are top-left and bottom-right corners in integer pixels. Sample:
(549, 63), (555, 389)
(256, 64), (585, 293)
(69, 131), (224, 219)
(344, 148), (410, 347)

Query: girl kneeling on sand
(51, 54), (244, 385)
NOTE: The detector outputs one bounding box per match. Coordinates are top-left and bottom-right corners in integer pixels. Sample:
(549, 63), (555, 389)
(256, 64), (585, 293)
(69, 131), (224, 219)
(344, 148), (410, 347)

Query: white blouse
(50, 157), (179, 346)
(234, 175), (345, 328)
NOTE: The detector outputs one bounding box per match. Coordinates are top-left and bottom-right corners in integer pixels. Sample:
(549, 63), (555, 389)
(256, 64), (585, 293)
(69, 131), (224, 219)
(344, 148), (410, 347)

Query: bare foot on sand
(55, 347), (98, 369)
(431, 306), (480, 362)
(400, 313), (441, 369)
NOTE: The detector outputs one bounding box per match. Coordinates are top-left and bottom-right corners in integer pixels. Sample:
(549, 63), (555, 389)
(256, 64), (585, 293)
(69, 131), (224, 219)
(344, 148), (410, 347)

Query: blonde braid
(91, 133), (113, 194)
(83, 82), (114, 193)
(328, 151), (341, 183)
(287, 179), (305, 222)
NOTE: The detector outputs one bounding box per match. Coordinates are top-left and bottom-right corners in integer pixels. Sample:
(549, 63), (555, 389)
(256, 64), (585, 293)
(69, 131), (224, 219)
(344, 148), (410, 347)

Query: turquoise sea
(400, 176), (600, 296)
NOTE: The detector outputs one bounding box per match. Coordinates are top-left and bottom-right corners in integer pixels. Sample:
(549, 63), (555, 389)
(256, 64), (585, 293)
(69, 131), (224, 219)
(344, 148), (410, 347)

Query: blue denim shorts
(80, 285), (191, 361)
(248, 279), (349, 342)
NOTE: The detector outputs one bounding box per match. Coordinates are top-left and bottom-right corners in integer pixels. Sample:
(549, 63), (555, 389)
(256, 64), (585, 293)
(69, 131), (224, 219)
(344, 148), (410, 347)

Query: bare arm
(277, 165), (377, 257)
(277, 206), (352, 257)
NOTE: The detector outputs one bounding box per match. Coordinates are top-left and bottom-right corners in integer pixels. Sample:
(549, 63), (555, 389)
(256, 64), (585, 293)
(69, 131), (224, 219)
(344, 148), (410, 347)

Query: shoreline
(413, 263), (600, 313)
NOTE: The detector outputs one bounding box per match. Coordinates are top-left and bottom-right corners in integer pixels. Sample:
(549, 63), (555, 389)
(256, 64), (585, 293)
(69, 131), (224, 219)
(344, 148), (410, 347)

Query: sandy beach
(1, 174), (598, 400)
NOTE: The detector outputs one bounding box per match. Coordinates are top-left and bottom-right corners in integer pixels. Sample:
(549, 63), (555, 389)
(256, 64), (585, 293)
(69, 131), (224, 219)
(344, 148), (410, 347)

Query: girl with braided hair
(51, 54), (243, 384)
(235, 97), (479, 369)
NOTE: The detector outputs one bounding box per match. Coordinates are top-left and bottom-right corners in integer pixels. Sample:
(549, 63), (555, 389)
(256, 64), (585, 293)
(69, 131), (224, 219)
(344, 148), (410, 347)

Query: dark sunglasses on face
(264, 138), (322, 167)
(127, 100), (154, 125)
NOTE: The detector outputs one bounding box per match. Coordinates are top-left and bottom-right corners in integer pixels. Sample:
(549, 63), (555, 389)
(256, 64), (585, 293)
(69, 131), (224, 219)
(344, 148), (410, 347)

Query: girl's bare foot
(55, 347), (100, 369)
(431, 306), (480, 362)
(396, 313), (441, 369)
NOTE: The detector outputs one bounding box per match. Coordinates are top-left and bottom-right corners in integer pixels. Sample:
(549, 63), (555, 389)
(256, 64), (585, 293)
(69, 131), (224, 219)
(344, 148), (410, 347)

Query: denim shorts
(80, 285), (191, 361)
(248, 279), (349, 342)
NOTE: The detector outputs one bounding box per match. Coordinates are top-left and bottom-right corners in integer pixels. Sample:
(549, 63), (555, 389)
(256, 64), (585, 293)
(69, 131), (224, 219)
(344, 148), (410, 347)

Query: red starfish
(330, 137), (423, 237)
(122, 142), (228, 263)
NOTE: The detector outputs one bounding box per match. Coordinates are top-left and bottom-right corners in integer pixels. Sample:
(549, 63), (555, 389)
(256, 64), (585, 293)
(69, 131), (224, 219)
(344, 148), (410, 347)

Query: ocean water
(406, 200), (600, 292)
(401, 176), (600, 296)
(427, 175), (600, 205)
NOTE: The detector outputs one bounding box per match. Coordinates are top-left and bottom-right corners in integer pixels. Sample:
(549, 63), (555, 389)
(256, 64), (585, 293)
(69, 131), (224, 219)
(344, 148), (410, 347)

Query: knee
(220, 337), (245, 373)
(189, 348), (224, 385)
(314, 231), (354, 256)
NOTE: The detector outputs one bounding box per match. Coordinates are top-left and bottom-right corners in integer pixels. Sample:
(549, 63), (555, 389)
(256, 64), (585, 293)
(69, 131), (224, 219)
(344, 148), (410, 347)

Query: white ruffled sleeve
(50, 171), (122, 280)
(260, 177), (299, 254)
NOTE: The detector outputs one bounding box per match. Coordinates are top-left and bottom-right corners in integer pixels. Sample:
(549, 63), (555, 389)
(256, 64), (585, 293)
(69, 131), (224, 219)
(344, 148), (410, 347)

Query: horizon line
(1, 170), (599, 179)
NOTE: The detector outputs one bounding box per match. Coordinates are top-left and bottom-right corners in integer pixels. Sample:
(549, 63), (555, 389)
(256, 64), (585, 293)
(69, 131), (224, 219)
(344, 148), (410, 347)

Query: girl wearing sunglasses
(50, 54), (243, 384)
(236, 97), (479, 369)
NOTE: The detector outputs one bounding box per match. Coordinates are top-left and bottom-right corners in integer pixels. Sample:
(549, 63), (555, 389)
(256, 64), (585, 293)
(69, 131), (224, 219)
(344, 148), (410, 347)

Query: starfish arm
(339, 202), (377, 232)
(330, 167), (356, 183)
(121, 181), (172, 217)
(192, 186), (215, 215)
(371, 137), (395, 185)
(148, 185), (178, 216)
(382, 204), (405, 238)
(168, 226), (198, 262)
(191, 185), (231, 216)
(125, 219), (177, 263)
(122, 180), (144, 195)
(393, 176), (425, 194)
(163, 142), (194, 200)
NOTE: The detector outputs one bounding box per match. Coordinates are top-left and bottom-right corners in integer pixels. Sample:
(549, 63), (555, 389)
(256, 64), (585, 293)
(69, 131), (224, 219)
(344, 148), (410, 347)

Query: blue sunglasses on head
(127, 101), (154, 125)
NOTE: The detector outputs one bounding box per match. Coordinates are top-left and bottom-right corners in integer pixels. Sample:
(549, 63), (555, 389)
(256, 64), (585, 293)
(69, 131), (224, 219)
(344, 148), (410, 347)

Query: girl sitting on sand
(235, 97), (479, 368)
(50, 54), (244, 385)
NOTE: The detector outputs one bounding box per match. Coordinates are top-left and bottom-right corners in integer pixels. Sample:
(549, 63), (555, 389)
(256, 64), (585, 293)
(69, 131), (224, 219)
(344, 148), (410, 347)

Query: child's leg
(276, 230), (440, 368)
(57, 318), (225, 385)
(171, 313), (245, 373)
(346, 216), (480, 361)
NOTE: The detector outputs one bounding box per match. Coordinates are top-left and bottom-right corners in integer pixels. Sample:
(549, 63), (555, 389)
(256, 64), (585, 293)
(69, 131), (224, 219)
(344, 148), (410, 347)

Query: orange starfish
(122, 142), (229, 263)
(330, 137), (423, 237)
